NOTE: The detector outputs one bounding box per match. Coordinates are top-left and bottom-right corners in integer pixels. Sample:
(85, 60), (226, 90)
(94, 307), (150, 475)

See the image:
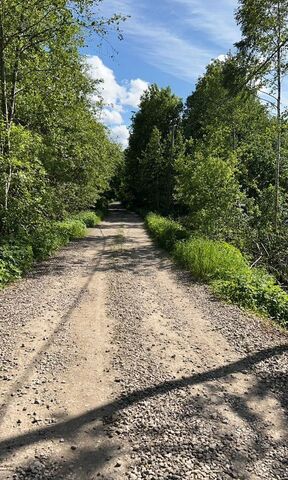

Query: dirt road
(0, 206), (287, 480)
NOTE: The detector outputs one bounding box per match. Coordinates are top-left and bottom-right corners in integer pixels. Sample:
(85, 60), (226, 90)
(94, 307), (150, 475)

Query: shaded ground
(0, 205), (287, 479)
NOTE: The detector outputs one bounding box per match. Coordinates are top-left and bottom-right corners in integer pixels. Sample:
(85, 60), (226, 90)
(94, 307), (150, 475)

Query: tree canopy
(0, 0), (124, 237)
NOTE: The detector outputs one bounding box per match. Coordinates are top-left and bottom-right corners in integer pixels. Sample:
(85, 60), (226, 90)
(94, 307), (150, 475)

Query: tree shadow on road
(1, 344), (287, 478)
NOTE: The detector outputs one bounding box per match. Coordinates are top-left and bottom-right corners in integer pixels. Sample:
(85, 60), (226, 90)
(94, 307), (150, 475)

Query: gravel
(0, 206), (287, 479)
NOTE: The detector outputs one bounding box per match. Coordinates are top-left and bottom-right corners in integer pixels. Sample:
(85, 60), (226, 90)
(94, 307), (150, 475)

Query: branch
(240, 36), (288, 90)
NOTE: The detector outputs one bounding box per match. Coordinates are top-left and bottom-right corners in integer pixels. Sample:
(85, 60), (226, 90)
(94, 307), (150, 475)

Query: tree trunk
(274, 1), (282, 231)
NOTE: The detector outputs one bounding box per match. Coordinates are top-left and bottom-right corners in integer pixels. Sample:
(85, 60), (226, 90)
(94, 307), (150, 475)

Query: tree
(175, 140), (245, 239)
(125, 84), (182, 208)
(0, 0), (125, 232)
(0, 0), (126, 240)
(182, 58), (278, 227)
(236, 0), (288, 228)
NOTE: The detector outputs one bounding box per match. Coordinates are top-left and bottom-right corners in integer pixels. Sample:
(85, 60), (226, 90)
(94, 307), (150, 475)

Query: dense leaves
(0, 0), (124, 285)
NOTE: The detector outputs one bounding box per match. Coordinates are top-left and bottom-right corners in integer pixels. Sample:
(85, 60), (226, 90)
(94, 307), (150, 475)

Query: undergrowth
(0, 210), (101, 288)
(145, 213), (189, 251)
(145, 212), (288, 328)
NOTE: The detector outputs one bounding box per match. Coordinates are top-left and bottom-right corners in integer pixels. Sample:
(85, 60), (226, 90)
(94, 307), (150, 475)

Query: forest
(0, 2), (287, 478)
(0, 0), (123, 284)
(123, 0), (288, 326)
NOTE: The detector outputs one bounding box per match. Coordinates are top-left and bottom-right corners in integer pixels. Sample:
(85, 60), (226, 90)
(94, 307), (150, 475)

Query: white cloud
(86, 55), (148, 147)
(121, 78), (149, 108)
(110, 124), (130, 148)
(87, 55), (123, 108)
(128, 22), (213, 82)
(217, 54), (228, 63)
(172, 0), (240, 46)
(101, 108), (123, 125)
(99, 0), (240, 84)
(87, 55), (148, 109)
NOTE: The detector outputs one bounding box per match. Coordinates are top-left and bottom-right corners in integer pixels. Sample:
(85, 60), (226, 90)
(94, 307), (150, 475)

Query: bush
(145, 213), (189, 251)
(31, 219), (87, 260)
(174, 237), (250, 281)
(74, 211), (101, 228)
(30, 222), (66, 260)
(213, 271), (288, 327)
(0, 243), (33, 286)
(0, 213), (92, 288)
(56, 219), (87, 241)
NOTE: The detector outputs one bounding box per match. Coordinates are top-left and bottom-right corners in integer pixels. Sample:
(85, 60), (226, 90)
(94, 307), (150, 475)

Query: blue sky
(85, 0), (241, 146)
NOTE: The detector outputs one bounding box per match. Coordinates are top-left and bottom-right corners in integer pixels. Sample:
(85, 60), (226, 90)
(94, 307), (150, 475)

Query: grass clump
(145, 212), (188, 251)
(174, 237), (250, 281)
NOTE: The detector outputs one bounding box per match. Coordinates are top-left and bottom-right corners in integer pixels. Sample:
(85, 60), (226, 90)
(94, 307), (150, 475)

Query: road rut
(0, 206), (287, 479)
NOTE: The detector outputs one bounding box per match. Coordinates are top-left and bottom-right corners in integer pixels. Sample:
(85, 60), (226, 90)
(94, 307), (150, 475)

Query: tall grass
(145, 212), (288, 327)
(145, 213), (188, 251)
(174, 237), (250, 281)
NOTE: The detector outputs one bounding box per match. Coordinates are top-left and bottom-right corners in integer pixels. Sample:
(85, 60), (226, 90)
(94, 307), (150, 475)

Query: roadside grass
(146, 213), (189, 251)
(145, 212), (288, 328)
(0, 210), (102, 288)
(174, 237), (250, 282)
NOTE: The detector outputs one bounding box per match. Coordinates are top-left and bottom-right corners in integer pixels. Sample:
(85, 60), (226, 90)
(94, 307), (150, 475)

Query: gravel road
(0, 205), (287, 480)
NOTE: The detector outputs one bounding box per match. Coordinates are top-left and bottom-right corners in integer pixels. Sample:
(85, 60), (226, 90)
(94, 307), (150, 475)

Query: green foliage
(74, 211), (101, 228)
(173, 237), (250, 282)
(56, 219), (87, 241)
(175, 149), (244, 236)
(0, 0), (124, 242)
(0, 212), (94, 287)
(145, 213), (188, 251)
(213, 271), (288, 327)
(0, 244), (33, 286)
(145, 212), (288, 327)
(31, 218), (86, 260)
(125, 84), (183, 210)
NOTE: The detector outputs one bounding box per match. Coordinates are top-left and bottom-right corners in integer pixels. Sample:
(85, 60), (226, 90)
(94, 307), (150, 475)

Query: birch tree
(236, 0), (288, 229)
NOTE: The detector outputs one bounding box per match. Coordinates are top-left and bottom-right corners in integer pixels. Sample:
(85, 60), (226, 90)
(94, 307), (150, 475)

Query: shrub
(0, 214), (90, 287)
(74, 211), (101, 228)
(56, 219), (86, 241)
(213, 271), (288, 327)
(0, 243), (33, 286)
(146, 213), (189, 251)
(31, 219), (86, 260)
(173, 237), (250, 281)
(30, 222), (66, 259)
